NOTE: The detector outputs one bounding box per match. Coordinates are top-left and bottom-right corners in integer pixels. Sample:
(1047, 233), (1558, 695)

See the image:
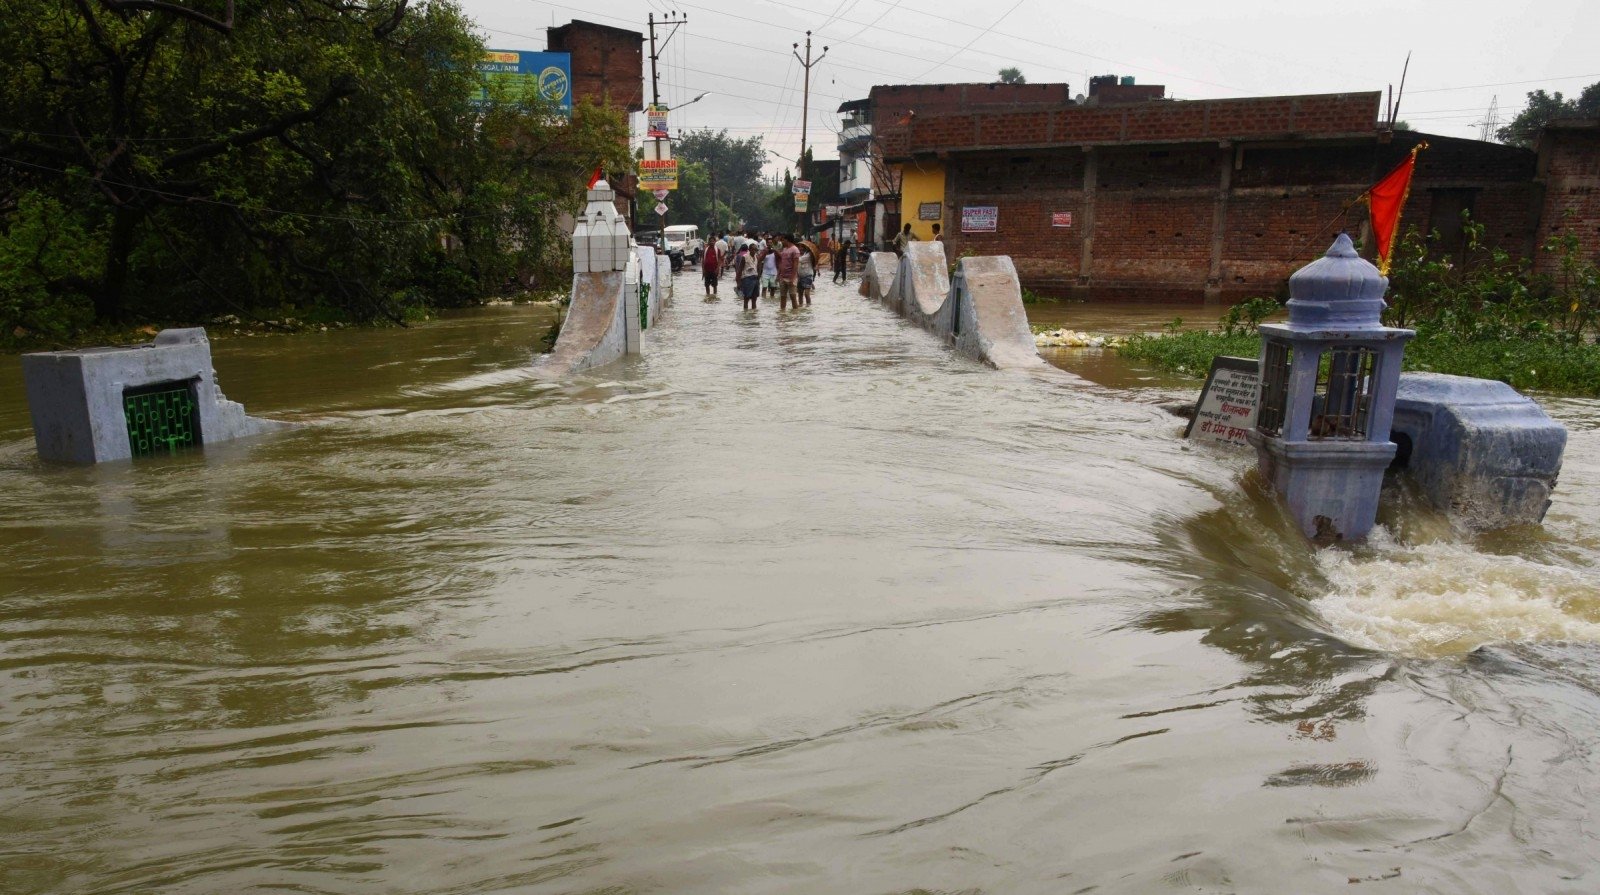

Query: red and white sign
(1051, 212), (1073, 228)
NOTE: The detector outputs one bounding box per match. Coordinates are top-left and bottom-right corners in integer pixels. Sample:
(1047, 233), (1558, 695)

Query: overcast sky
(458, 0), (1600, 178)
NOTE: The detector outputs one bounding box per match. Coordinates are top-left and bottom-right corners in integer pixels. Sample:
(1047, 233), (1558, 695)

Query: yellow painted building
(898, 161), (946, 241)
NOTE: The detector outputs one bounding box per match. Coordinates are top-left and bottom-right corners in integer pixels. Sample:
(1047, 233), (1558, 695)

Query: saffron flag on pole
(1367, 142), (1427, 275)
(587, 166), (604, 188)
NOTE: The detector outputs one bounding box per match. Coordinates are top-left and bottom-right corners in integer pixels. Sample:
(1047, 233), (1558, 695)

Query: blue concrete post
(1246, 233), (1414, 542)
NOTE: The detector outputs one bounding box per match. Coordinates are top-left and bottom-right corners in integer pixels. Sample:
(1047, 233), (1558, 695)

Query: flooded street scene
(4, 0), (1600, 892)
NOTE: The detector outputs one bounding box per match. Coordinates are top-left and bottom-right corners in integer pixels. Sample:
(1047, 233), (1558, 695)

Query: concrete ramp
(859, 251), (899, 304)
(895, 242), (951, 330)
(951, 256), (1050, 371)
(533, 270), (627, 378)
(866, 246), (1053, 372)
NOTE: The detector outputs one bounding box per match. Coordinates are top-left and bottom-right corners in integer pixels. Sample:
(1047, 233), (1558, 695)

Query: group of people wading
(698, 232), (853, 311)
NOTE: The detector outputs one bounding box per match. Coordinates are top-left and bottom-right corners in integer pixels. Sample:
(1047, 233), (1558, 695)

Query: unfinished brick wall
(1534, 124), (1600, 275)
(942, 132), (1542, 302)
(547, 20), (644, 113)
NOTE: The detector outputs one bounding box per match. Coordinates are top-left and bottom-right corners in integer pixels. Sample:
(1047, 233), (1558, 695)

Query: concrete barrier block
(1391, 372), (1568, 529)
(21, 328), (291, 464)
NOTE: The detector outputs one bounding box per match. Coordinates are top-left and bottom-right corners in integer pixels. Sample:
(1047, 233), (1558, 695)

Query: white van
(663, 225), (704, 262)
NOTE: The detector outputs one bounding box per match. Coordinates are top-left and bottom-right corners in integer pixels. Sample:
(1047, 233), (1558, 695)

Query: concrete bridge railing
(535, 180), (673, 378)
(863, 242), (1052, 373)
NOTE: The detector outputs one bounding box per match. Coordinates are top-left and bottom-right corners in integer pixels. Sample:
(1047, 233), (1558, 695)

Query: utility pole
(792, 31), (827, 235)
(647, 11), (687, 232)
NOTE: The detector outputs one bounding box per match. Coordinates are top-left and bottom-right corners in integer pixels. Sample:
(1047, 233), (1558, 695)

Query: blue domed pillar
(1246, 233), (1414, 543)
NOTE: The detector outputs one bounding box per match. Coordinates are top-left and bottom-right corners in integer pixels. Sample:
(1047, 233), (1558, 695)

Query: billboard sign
(646, 105), (669, 138)
(475, 50), (572, 116)
(793, 179), (812, 196)
(795, 194), (809, 213)
(639, 159), (679, 191)
(961, 205), (998, 233)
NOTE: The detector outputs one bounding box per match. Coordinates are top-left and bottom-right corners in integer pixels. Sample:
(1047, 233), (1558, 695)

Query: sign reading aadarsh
(1185, 356), (1260, 447)
(474, 50), (572, 116)
(638, 159), (679, 191)
(961, 206), (998, 233)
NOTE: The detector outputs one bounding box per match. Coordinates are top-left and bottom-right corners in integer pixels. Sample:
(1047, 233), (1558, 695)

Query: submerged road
(2, 272), (1600, 893)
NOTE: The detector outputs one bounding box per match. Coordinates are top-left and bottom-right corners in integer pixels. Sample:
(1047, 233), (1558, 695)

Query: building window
(1257, 339), (1291, 438)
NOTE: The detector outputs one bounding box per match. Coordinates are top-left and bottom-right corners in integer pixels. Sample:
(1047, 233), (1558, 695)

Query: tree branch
(159, 76), (355, 170)
(371, 0), (406, 39)
(98, 0), (235, 33)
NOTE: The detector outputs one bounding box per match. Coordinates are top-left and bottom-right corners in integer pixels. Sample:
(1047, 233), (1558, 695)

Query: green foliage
(0, 0), (630, 343)
(1120, 329), (1255, 376)
(0, 192), (101, 340)
(673, 128), (773, 232)
(1218, 297), (1282, 335)
(998, 67), (1026, 85)
(1120, 223), (1600, 395)
(1496, 81), (1600, 147)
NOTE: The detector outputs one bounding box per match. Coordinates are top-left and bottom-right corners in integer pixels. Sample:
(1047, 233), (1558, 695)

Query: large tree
(1496, 81), (1600, 148)
(0, 0), (629, 339)
(672, 128), (774, 232)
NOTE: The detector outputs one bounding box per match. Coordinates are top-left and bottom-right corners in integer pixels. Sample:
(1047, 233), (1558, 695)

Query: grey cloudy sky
(458, 0), (1600, 177)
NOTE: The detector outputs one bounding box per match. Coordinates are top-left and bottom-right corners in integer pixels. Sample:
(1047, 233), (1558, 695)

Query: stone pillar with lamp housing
(1246, 233), (1414, 543)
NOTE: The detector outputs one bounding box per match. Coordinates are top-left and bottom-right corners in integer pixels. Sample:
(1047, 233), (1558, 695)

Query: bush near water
(1118, 217), (1600, 397)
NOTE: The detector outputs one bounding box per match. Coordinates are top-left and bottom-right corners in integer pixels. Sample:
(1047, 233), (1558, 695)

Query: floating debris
(1032, 328), (1127, 349)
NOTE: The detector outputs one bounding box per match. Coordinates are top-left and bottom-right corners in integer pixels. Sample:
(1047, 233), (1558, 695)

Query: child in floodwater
(797, 242), (816, 306)
(735, 244), (760, 310)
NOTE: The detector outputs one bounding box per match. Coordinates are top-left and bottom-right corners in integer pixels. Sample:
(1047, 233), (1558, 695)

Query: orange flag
(1368, 142), (1427, 275)
(587, 166), (604, 188)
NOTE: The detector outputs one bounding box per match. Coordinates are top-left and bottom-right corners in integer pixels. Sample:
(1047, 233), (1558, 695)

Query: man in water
(701, 236), (721, 298)
(776, 234), (802, 310)
(832, 240), (850, 284)
(760, 237), (779, 300)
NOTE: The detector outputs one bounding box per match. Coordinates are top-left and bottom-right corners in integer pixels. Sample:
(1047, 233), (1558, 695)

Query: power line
(1409, 72), (1600, 94)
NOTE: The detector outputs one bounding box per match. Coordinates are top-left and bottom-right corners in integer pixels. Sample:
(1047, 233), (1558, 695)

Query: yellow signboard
(639, 159), (679, 191)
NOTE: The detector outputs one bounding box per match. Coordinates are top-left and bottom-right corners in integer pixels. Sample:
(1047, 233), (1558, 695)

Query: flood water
(3, 274), (1599, 893)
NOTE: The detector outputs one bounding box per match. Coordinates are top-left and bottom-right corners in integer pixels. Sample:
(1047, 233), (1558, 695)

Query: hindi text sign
(1185, 356), (1260, 447)
(918, 201), (942, 221)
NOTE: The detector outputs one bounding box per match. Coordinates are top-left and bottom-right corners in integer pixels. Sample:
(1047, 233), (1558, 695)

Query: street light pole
(647, 12), (687, 231)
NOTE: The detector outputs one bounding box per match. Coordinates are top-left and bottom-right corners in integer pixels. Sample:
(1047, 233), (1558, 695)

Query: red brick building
(875, 86), (1570, 302)
(1536, 119), (1600, 275)
(546, 20), (645, 114)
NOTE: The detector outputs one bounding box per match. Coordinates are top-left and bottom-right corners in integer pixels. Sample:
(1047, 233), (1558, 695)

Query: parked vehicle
(663, 225), (704, 264)
(633, 229), (684, 271)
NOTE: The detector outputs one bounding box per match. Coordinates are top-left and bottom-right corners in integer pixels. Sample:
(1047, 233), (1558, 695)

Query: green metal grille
(640, 282), (651, 330)
(123, 382), (200, 457)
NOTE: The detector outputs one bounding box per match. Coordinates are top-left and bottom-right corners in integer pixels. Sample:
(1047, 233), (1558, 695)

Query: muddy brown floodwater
(3, 274), (1599, 893)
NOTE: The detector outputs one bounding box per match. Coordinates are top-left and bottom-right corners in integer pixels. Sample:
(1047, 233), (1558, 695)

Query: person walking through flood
(701, 237), (722, 298)
(734, 242), (760, 311)
(832, 240), (850, 284)
(776, 234), (801, 310)
(760, 237), (779, 299)
(797, 240), (816, 306)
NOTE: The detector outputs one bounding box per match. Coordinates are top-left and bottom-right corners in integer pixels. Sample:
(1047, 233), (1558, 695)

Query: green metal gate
(123, 381), (201, 457)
